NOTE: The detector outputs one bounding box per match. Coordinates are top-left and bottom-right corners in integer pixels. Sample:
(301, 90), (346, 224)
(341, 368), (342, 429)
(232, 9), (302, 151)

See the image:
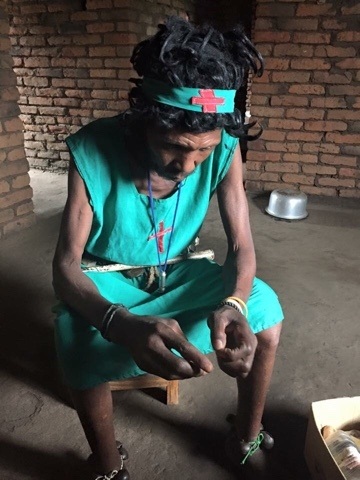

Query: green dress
(54, 116), (283, 390)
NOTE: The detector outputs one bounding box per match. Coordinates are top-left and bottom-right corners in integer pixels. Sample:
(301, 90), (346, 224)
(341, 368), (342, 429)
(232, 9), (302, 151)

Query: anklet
(241, 432), (264, 465)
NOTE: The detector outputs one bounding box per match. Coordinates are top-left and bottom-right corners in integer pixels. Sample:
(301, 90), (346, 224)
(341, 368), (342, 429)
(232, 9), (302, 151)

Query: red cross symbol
(191, 89), (225, 113)
(148, 221), (172, 253)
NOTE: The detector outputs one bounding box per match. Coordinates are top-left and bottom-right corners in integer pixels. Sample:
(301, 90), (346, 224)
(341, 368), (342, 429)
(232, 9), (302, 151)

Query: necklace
(147, 173), (182, 293)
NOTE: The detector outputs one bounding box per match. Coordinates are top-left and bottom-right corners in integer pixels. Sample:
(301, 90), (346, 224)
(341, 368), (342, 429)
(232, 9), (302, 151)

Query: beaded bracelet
(227, 296), (249, 318)
(218, 299), (246, 317)
(100, 303), (127, 341)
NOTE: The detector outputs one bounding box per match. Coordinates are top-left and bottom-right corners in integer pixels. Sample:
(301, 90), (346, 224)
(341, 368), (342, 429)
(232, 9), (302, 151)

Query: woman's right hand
(108, 311), (213, 380)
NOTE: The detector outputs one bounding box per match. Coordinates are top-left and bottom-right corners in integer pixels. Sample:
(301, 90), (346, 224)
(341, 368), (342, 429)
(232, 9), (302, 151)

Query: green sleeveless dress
(54, 116), (283, 390)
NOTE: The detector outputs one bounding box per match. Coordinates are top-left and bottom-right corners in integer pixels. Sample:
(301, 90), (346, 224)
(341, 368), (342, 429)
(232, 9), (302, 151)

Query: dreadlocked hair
(124, 16), (263, 139)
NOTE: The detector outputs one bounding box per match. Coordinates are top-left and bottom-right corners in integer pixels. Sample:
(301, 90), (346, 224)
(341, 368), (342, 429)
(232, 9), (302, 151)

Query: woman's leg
(235, 322), (282, 442)
(71, 382), (122, 474)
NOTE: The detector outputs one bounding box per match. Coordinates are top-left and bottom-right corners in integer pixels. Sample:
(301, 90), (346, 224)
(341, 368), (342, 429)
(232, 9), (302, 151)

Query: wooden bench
(109, 375), (179, 405)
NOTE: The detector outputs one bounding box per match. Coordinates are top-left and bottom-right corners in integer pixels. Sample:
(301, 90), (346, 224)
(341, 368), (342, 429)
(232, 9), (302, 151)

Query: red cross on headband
(141, 78), (236, 114)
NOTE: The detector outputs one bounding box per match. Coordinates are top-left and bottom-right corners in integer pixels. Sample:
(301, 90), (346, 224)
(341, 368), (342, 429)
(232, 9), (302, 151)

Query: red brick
(76, 58), (103, 68)
(251, 84), (283, 95)
(260, 130), (287, 142)
(246, 151), (282, 162)
(62, 46), (87, 57)
(265, 162), (299, 173)
(339, 190), (360, 198)
(272, 72), (310, 83)
(339, 168), (360, 178)
(268, 119), (303, 130)
(246, 161), (263, 172)
(251, 106), (285, 118)
(321, 20), (347, 30)
(0, 132), (24, 149)
(273, 44), (314, 58)
(0, 87), (19, 102)
(3, 118), (23, 132)
(341, 146), (360, 157)
(282, 173), (315, 185)
(286, 108), (324, 120)
(336, 59), (360, 70)
(0, 180), (10, 194)
(11, 173), (30, 189)
(20, 4), (46, 14)
(89, 69), (116, 79)
(52, 78), (76, 88)
(327, 110), (360, 121)
(294, 33), (331, 44)
(318, 177), (355, 188)
(70, 11), (98, 22)
(270, 96), (308, 107)
(89, 46), (116, 57)
(289, 85), (325, 95)
(301, 186), (337, 196)
(263, 58), (290, 70)
(302, 165), (336, 175)
(254, 19), (274, 30)
(3, 212), (36, 236)
(283, 153), (318, 164)
(263, 182), (295, 191)
(291, 59), (331, 70)
(341, 4), (360, 14)
(0, 209), (14, 224)
(314, 46), (356, 57)
(337, 32), (360, 42)
(28, 96), (53, 106)
(257, 3), (296, 16)
(246, 181), (264, 191)
(104, 33), (137, 44)
(23, 77), (49, 87)
(302, 143), (340, 154)
(87, 0), (112, 8)
(305, 121), (347, 132)
(87, 22), (115, 33)
(256, 44), (273, 56)
(326, 133), (360, 145)
(266, 142), (300, 153)
(311, 98), (347, 109)
(296, 4), (335, 16)
(286, 131), (323, 142)
(329, 86), (360, 96)
(254, 31), (291, 43)
(6, 147), (25, 162)
(277, 18), (318, 30)
(315, 71), (352, 84)
(251, 95), (269, 106)
(16, 201), (34, 216)
(320, 155), (357, 167)
(0, 186), (32, 209)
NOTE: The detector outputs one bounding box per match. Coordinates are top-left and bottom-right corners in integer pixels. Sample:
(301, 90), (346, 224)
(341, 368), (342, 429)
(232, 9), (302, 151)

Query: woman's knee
(256, 322), (282, 351)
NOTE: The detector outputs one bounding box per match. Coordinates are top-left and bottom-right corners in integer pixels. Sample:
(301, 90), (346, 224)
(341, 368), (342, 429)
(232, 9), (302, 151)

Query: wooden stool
(109, 375), (179, 405)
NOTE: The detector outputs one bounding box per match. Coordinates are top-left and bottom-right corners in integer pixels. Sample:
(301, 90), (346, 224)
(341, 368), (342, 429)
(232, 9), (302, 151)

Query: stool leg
(166, 380), (179, 405)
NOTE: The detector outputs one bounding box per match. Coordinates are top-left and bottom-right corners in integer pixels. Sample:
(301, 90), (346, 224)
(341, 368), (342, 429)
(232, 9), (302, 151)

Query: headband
(141, 77), (236, 114)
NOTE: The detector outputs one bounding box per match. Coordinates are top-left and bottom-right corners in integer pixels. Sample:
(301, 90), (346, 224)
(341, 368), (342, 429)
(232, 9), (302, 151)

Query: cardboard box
(304, 396), (360, 480)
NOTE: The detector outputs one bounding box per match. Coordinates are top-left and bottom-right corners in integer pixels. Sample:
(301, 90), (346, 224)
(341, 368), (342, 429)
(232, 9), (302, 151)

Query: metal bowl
(265, 189), (308, 220)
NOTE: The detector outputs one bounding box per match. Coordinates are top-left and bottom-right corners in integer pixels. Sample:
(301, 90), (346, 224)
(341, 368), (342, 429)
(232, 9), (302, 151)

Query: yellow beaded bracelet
(226, 296), (249, 318)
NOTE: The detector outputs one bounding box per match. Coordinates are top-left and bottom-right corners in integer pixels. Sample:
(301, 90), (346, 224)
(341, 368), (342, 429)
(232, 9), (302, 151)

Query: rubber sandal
(89, 441), (130, 480)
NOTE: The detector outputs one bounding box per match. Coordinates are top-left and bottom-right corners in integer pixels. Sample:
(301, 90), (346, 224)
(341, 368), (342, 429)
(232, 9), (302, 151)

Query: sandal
(94, 468), (130, 480)
(226, 413), (275, 454)
(89, 441), (130, 480)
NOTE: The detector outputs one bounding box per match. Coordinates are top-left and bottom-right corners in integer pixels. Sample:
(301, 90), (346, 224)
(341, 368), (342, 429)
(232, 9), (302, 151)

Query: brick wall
(246, 0), (360, 198)
(6, 0), (195, 170)
(0, 1), (35, 238)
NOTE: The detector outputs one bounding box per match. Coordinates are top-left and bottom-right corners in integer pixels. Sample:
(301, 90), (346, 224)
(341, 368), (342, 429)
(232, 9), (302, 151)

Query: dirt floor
(0, 169), (359, 480)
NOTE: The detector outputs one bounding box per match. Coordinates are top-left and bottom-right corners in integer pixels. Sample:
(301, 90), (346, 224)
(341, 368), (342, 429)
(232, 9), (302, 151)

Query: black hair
(124, 16), (263, 138)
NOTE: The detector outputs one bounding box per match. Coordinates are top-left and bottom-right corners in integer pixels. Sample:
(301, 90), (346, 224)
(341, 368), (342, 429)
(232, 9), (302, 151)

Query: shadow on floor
(0, 436), (84, 480)
(0, 213), (67, 405)
(115, 391), (311, 480)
